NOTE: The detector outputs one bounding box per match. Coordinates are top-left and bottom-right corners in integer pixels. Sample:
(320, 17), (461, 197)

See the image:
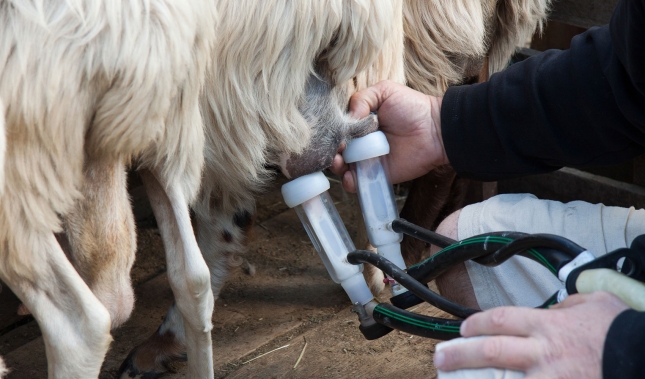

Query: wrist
(429, 95), (449, 166)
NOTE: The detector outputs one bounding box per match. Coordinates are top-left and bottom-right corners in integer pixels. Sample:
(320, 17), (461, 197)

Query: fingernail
(460, 320), (468, 335)
(434, 351), (445, 368)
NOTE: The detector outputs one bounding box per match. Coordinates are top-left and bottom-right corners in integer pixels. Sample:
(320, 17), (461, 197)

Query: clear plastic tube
(350, 156), (405, 270)
(292, 191), (373, 305)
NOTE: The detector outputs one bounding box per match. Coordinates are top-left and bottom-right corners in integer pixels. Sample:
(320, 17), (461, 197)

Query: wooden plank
(482, 182), (498, 201)
(549, 0), (619, 28)
(498, 167), (645, 209)
(632, 155), (645, 187)
(531, 21), (587, 51)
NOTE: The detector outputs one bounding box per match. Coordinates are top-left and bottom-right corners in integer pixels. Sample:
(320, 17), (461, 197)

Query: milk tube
(343, 131), (407, 295)
(282, 172), (373, 305)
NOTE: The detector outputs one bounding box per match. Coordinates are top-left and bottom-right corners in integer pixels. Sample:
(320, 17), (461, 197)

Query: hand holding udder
(434, 292), (629, 379)
(329, 80), (448, 192)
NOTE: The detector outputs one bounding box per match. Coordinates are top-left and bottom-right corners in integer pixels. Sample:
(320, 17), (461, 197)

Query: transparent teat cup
(281, 172), (373, 306)
(343, 131), (407, 295)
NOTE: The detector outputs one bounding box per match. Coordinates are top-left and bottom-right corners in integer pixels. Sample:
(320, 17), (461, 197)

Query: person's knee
(431, 209), (460, 255)
(431, 209), (480, 310)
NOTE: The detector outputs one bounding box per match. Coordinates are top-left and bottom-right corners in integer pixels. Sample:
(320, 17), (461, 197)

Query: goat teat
(279, 72), (379, 179)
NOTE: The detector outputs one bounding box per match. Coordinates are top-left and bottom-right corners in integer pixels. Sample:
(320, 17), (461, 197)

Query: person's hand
(433, 292), (630, 378)
(329, 80), (447, 192)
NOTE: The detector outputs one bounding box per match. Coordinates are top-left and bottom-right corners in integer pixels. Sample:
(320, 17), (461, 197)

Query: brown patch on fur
(124, 329), (186, 375)
(222, 230), (233, 243)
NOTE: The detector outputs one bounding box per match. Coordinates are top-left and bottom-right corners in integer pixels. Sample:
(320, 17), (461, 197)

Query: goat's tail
(0, 99), (6, 196)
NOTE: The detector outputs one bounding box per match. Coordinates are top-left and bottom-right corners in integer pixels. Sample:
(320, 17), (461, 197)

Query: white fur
(404, 0), (550, 96)
(0, 98), (5, 195)
(197, 0), (403, 216)
(0, 0), (217, 377)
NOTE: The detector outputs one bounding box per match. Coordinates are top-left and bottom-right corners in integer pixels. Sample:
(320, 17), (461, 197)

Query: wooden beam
(549, 0), (619, 28)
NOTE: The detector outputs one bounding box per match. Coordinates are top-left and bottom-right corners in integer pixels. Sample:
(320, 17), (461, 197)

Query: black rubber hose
(536, 292), (559, 309)
(406, 231), (530, 284)
(391, 218), (457, 248)
(406, 232), (576, 284)
(347, 250), (479, 319)
(372, 303), (462, 340)
(474, 234), (584, 266)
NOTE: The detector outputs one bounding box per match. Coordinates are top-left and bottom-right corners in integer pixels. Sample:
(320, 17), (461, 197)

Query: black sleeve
(441, 0), (645, 181)
(603, 309), (645, 378)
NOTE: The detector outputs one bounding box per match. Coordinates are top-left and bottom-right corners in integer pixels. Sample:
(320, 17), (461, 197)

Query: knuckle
(542, 339), (564, 364)
(482, 338), (503, 361)
(490, 307), (509, 328)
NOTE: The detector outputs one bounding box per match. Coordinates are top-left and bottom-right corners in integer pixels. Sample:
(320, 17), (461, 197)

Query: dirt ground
(0, 172), (447, 378)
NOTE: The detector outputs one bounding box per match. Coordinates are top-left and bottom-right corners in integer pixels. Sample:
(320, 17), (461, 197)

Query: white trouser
(458, 193), (645, 309)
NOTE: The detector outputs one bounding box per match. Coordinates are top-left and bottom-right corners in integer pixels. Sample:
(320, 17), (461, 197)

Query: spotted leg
(119, 189), (254, 378)
(123, 169), (214, 379)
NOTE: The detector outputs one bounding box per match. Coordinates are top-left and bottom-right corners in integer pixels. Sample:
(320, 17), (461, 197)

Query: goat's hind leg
(0, 230), (112, 378)
(63, 156), (136, 329)
(130, 169), (214, 379)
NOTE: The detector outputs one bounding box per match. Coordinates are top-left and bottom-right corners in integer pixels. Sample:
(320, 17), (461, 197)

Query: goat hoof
(118, 330), (187, 378)
(118, 351), (164, 379)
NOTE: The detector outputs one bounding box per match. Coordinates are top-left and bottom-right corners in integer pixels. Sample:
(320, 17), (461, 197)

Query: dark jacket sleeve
(441, 0), (645, 181)
(603, 310), (645, 378)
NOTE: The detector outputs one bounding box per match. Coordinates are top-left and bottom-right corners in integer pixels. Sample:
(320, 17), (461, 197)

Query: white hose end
(558, 250), (595, 282)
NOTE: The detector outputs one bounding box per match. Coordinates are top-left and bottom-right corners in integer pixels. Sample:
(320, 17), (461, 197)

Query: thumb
(349, 80), (396, 119)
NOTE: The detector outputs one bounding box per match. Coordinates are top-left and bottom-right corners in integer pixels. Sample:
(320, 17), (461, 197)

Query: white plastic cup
(282, 172), (373, 305)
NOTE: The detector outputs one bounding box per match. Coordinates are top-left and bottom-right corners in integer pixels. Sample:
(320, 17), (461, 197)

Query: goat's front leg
(119, 191), (255, 378)
(138, 169), (214, 379)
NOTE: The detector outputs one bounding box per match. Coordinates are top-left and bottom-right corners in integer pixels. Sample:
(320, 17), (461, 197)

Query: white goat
(0, 1), (217, 377)
(117, 0), (406, 377)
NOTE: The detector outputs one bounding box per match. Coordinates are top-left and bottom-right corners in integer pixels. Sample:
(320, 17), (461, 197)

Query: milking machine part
(347, 219), (645, 341)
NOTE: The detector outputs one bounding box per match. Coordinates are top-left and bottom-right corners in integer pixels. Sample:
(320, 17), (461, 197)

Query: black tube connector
(391, 218), (457, 248)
